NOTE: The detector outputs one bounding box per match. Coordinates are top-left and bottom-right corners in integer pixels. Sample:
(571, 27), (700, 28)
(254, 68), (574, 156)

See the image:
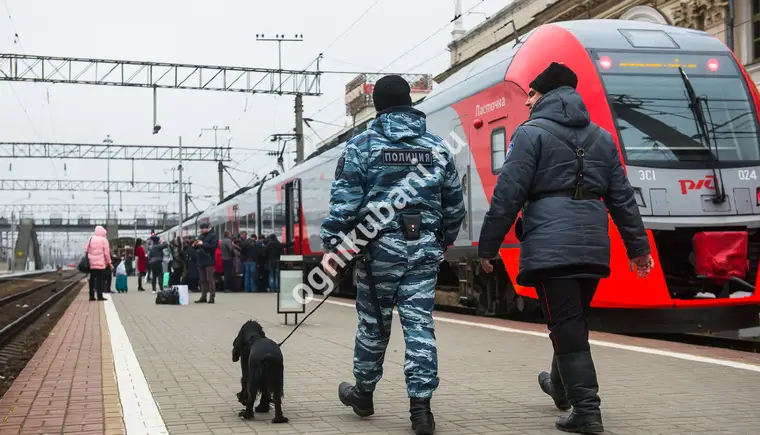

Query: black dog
(232, 320), (289, 423)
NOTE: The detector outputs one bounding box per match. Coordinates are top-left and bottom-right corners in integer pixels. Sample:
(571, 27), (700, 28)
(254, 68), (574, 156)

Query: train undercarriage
(313, 228), (760, 335)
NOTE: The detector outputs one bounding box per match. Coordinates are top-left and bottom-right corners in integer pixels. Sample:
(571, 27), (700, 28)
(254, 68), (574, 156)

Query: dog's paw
(271, 415), (289, 424)
(255, 404), (270, 413)
(238, 409), (254, 420)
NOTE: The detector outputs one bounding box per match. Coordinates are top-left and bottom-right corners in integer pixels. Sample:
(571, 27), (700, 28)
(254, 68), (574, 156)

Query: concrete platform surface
(109, 277), (760, 435)
(1, 275), (759, 435)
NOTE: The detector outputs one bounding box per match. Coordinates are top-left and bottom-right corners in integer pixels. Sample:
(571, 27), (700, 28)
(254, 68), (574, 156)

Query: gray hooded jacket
(478, 86), (650, 286)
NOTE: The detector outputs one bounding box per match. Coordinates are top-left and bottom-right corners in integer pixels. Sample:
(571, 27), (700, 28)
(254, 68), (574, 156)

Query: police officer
(320, 74), (465, 435)
(477, 62), (653, 434)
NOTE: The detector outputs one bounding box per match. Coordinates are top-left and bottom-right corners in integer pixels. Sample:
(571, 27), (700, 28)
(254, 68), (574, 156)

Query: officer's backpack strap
(523, 120), (603, 201)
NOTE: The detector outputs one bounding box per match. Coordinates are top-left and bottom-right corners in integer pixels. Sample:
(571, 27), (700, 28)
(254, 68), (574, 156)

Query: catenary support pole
(178, 136), (183, 230)
(295, 93), (304, 164)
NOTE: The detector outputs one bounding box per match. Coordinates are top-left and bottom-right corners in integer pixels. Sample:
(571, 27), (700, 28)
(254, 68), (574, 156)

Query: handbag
(78, 238), (92, 274)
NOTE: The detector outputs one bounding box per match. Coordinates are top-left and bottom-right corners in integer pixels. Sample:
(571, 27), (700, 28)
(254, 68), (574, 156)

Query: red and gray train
(158, 19), (760, 334)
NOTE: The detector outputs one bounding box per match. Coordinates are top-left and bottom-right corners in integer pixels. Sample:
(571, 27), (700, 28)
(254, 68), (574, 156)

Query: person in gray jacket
(147, 235), (169, 293)
(220, 231), (237, 292)
(477, 62), (654, 434)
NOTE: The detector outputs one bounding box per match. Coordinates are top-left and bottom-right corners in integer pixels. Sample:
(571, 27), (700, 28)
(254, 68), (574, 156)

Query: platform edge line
(104, 298), (170, 435)
(321, 299), (760, 373)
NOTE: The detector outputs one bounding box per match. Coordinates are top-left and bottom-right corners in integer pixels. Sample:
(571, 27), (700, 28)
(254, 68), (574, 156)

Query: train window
(274, 203), (285, 228)
(600, 52), (760, 164)
(262, 207), (272, 230)
(754, 1), (760, 61)
(491, 127), (506, 173)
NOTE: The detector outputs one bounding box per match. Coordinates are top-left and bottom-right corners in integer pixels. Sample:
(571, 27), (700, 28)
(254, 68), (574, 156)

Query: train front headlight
(634, 187), (646, 208)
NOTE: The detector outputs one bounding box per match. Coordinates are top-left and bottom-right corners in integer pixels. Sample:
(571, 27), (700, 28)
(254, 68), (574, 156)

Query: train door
(451, 117), (473, 244)
(283, 179), (302, 255)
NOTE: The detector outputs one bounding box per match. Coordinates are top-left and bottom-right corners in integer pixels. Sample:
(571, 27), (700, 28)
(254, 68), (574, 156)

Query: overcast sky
(1, 0), (508, 224)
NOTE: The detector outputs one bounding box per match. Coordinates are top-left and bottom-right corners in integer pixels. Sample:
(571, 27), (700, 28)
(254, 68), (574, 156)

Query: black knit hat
(529, 62), (578, 95)
(373, 75), (413, 112)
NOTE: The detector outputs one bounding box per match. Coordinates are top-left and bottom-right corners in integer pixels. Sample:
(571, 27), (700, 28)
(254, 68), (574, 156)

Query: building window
(491, 127), (506, 173)
(754, 0), (760, 61)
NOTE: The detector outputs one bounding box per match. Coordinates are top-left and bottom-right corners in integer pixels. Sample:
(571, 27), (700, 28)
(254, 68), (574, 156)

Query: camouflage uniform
(320, 106), (465, 413)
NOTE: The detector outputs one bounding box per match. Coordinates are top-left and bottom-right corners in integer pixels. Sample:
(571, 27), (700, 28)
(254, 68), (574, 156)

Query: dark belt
(354, 216), (440, 338)
(530, 189), (600, 202)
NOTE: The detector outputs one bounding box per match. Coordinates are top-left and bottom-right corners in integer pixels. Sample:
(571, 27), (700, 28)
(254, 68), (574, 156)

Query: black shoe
(195, 297), (207, 303)
(89, 297), (96, 301)
(208, 295), (215, 304)
(409, 398), (435, 435)
(338, 382), (374, 417)
(97, 297), (108, 301)
(555, 352), (604, 434)
(539, 355), (570, 411)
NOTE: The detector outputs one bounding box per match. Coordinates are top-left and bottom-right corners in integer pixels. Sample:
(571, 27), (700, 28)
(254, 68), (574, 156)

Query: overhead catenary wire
(306, 0), (489, 122)
(210, 0), (388, 179)
(1, 0), (60, 181)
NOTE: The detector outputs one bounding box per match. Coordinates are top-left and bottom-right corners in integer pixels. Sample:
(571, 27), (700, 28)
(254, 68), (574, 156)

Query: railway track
(0, 270), (85, 399)
(0, 271), (63, 300)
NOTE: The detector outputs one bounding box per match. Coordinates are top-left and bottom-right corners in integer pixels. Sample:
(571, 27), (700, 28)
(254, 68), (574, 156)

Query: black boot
(555, 352), (604, 433)
(195, 294), (207, 303)
(538, 354), (570, 411)
(409, 398), (435, 435)
(338, 382), (373, 417)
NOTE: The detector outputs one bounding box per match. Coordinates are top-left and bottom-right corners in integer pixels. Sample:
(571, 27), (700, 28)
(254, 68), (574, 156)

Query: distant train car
(166, 19), (760, 334)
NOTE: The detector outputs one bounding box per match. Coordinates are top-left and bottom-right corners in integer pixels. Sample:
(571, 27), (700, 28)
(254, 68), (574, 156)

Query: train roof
(417, 19), (729, 116)
(555, 19), (728, 53)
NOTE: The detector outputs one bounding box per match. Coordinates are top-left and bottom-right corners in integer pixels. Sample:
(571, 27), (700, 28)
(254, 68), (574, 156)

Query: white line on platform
(104, 298), (170, 435)
(322, 299), (760, 373)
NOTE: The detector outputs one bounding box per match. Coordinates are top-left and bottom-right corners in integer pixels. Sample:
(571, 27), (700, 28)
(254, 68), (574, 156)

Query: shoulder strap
(524, 120), (602, 155)
(523, 120), (604, 200)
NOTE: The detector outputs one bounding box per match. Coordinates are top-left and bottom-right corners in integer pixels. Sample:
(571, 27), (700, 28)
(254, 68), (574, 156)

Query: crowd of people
(83, 223), (285, 302)
(131, 224), (285, 302)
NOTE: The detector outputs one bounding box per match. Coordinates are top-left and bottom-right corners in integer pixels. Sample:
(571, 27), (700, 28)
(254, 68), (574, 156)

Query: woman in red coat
(135, 238), (147, 291)
(214, 240), (224, 292)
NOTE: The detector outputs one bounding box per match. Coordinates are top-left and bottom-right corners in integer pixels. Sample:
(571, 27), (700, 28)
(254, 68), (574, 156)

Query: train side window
(274, 203), (284, 227)
(491, 127), (507, 173)
(263, 207), (273, 230)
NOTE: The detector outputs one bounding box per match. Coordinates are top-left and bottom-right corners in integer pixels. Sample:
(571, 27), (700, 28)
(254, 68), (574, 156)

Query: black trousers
(88, 269), (105, 300)
(223, 259), (235, 291)
(150, 262), (164, 291)
(534, 278), (599, 355)
(169, 267), (183, 286)
(104, 270), (112, 292)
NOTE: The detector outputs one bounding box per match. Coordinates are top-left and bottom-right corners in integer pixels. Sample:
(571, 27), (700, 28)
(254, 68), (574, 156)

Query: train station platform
(1, 276), (760, 435)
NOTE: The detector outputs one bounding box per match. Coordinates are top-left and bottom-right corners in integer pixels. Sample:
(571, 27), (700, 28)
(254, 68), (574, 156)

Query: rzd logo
(678, 175), (715, 195)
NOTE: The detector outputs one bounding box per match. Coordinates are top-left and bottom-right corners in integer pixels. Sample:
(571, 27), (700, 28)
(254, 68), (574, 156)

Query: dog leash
(277, 259), (356, 347)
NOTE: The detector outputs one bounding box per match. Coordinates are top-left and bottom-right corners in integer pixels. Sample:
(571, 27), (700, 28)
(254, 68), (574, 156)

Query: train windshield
(596, 51), (760, 164)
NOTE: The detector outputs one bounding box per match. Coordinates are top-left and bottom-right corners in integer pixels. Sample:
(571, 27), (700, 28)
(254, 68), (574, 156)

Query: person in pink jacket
(85, 225), (112, 301)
